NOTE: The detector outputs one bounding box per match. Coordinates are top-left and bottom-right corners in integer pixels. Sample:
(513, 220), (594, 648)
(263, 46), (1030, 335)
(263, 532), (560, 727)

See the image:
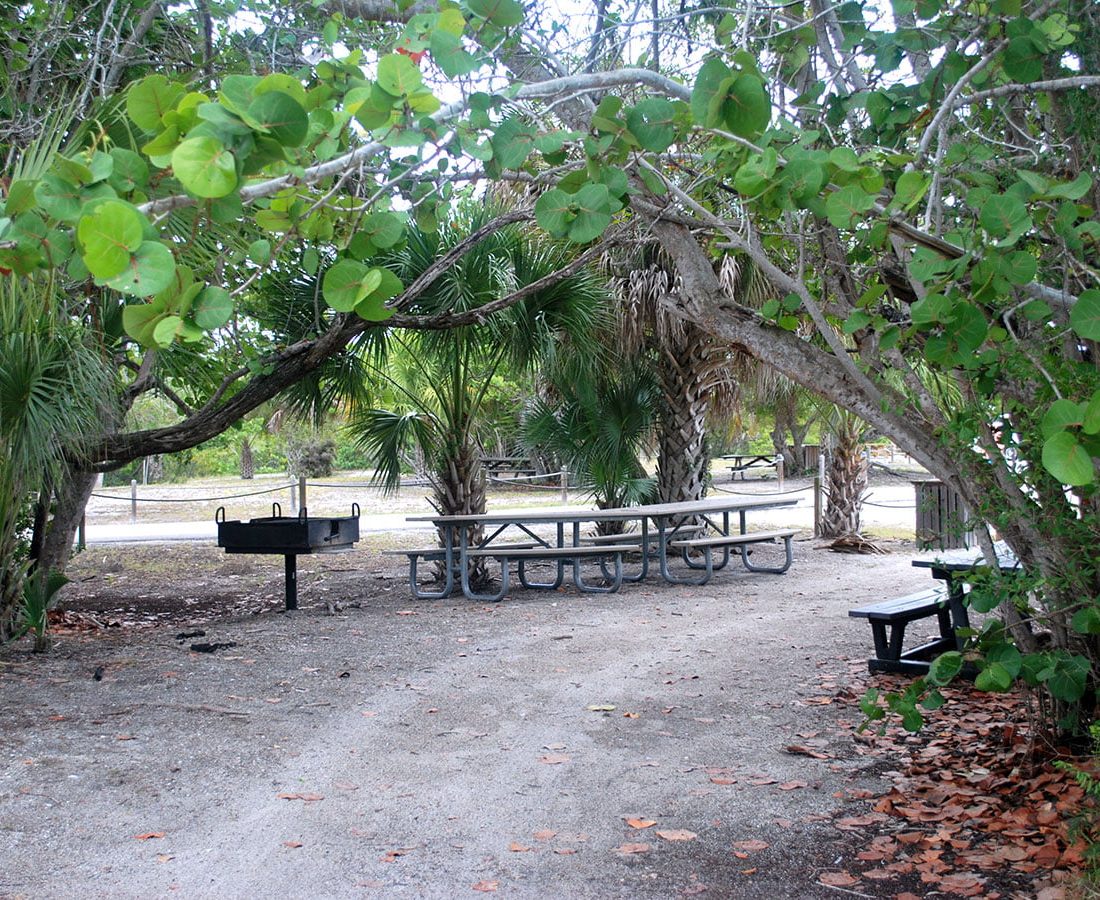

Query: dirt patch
(0, 538), (1057, 897)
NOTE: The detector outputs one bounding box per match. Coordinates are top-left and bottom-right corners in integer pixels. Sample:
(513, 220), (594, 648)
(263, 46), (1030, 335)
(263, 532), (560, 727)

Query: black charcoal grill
(216, 503), (360, 610)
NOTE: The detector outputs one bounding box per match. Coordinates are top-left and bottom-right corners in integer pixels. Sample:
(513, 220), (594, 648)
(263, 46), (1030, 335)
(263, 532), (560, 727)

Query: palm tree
(818, 407), (870, 539)
(0, 277), (113, 642)
(609, 249), (765, 505)
(523, 355), (658, 533)
(348, 208), (608, 585)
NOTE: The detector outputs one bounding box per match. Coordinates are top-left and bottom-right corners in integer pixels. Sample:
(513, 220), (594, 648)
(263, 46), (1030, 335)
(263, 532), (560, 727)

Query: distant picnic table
(721, 453), (779, 480)
(479, 455), (537, 478)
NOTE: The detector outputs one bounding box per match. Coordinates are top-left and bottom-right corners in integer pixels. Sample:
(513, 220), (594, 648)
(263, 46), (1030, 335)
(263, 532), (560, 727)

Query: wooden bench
(463, 544), (638, 602)
(666, 529), (797, 583)
(848, 586), (956, 675)
(384, 543), (537, 599)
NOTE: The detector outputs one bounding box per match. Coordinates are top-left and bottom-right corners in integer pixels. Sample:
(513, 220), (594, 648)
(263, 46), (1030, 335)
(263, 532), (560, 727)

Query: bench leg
(740, 536), (793, 574)
(573, 553), (623, 593)
(868, 622), (892, 660)
(461, 557), (509, 602)
(518, 558), (565, 590)
(660, 545), (713, 586)
(409, 554), (454, 600)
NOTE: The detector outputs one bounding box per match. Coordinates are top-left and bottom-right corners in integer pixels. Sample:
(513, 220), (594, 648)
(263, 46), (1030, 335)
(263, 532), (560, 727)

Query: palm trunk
(433, 443), (490, 588)
(656, 329), (711, 505)
(820, 417), (868, 538)
(35, 466), (99, 578)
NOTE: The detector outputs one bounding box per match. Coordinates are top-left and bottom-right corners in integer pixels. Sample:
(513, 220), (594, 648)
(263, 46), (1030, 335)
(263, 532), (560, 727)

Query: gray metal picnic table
(404, 494), (801, 601)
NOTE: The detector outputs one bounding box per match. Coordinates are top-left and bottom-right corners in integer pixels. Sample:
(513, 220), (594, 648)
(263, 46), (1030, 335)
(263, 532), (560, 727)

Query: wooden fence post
(560, 465), (569, 503)
(299, 476), (308, 515)
(130, 479), (138, 523)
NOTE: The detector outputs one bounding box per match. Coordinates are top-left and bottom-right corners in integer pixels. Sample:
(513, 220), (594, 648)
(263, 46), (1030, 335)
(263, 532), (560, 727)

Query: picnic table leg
(740, 534), (795, 574)
(659, 537), (713, 585)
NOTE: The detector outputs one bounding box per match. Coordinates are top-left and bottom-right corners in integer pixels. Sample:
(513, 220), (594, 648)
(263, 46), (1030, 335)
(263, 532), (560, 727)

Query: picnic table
(398, 494), (800, 601)
(721, 453), (779, 480)
(479, 455), (537, 477)
(850, 542), (1021, 674)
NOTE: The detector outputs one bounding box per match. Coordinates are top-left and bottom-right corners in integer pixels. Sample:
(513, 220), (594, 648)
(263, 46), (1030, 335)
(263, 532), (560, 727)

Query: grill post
(284, 554), (298, 610)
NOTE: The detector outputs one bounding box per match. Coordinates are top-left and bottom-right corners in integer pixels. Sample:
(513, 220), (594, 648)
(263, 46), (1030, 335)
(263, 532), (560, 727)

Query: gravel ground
(0, 535), (955, 899)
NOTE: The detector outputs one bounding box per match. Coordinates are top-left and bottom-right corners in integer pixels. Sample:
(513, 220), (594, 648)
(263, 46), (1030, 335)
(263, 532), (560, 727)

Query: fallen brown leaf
(778, 781), (808, 791)
(133, 832), (165, 841)
(539, 753), (570, 765)
(732, 839), (769, 853)
(508, 842), (533, 852)
(155, 853), (174, 863)
(656, 829), (697, 841)
(554, 848), (577, 855)
(533, 829), (557, 841)
(277, 792), (324, 802)
(818, 871), (860, 887)
(625, 818), (656, 829)
(282, 841), (303, 849)
(471, 880), (498, 892)
(710, 776), (736, 785)
(614, 842), (651, 855)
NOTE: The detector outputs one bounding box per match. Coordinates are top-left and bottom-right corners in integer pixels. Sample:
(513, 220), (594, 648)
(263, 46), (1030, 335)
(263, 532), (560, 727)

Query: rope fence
(90, 482), (294, 503)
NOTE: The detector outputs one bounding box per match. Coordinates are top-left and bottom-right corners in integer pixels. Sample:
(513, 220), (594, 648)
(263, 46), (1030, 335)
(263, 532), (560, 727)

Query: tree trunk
(820, 417), (868, 539)
(35, 466), (99, 577)
(655, 328), (711, 505)
(432, 442), (490, 589)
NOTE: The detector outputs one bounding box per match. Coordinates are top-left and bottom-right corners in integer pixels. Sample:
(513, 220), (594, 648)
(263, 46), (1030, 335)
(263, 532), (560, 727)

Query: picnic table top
(720, 453), (778, 462)
(912, 542), (1020, 573)
(407, 494), (800, 526)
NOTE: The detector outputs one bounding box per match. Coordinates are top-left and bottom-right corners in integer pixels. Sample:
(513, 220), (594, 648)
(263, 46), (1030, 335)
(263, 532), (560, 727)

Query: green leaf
(77, 200), (144, 279)
(1070, 289), (1100, 340)
(1071, 606), (1100, 635)
(534, 188), (573, 238)
(998, 250), (1037, 285)
(1002, 36), (1044, 83)
(108, 148), (150, 193)
(1048, 172), (1093, 200)
(1083, 391), (1100, 435)
(949, 303), (989, 353)
(691, 58), (732, 128)
(218, 74), (261, 115)
(323, 260), (377, 312)
(127, 75), (184, 131)
(986, 643), (1022, 679)
(354, 293), (397, 322)
(193, 286), (233, 329)
(245, 91), (309, 147)
(928, 651), (963, 685)
(979, 194), (1030, 244)
(102, 240), (177, 297)
(781, 158), (826, 205)
(171, 137), (238, 199)
(893, 170), (928, 209)
(825, 183), (874, 228)
(152, 315), (183, 348)
(626, 99), (678, 152)
(490, 116), (535, 169)
(975, 662), (1014, 692)
(828, 147), (860, 173)
(920, 689), (945, 710)
(363, 267), (403, 302)
(248, 239), (272, 265)
(1041, 398), (1086, 438)
(377, 53), (423, 96)
(566, 183), (612, 243)
(723, 73), (771, 139)
(1043, 653), (1090, 702)
(843, 310), (871, 333)
(1041, 431), (1095, 486)
(467, 0), (523, 26)
(35, 176), (83, 223)
(361, 211), (405, 249)
(430, 30), (478, 77)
